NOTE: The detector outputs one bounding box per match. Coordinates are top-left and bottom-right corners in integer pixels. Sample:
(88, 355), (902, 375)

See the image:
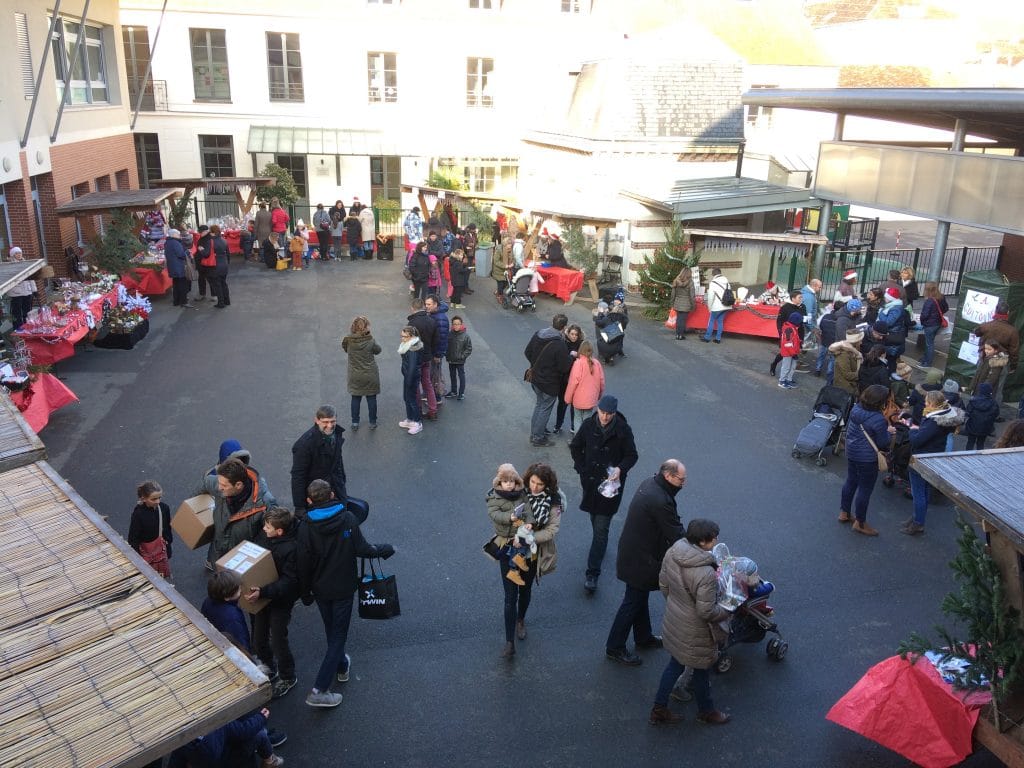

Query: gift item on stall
(140, 210), (168, 242)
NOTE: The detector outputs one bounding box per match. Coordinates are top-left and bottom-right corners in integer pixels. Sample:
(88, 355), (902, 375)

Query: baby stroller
(505, 266), (537, 312)
(713, 544), (786, 672)
(881, 422), (912, 490)
(791, 385), (855, 467)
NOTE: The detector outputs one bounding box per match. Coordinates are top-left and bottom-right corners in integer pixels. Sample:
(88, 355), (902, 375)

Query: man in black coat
(605, 460), (687, 666)
(291, 405), (346, 514)
(569, 394), (639, 593)
(524, 313), (573, 446)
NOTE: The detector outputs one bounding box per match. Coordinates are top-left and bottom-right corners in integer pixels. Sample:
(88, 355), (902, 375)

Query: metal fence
(768, 245), (1002, 299)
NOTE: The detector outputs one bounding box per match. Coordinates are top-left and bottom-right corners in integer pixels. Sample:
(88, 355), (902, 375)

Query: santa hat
(885, 287), (901, 300)
(843, 270), (857, 281)
(765, 281), (775, 290)
(550, 232), (560, 240)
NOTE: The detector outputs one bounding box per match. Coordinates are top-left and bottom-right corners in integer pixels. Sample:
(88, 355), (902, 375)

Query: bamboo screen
(0, 462), (268, 767)
(0, 397), (45, 474)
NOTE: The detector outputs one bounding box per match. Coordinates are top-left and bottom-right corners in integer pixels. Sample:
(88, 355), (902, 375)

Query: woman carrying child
(342, 316), (381, 430)
(128, 480), (173, 579)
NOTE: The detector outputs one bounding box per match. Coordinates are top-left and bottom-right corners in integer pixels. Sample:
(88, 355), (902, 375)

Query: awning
(660, 176), (821, 219)
(0, 259), (44, 297)
(247, 125), (524, 158)
(55, 189), (177, 216)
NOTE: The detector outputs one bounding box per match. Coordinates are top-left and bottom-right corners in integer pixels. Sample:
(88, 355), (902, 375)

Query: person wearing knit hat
(6, 246), (38, 329)
(962, 382), (1000, 450)
(885, 287), (901, 301)
(890, 361), (914, 408)
(835, 270), (858, 303)
(776, 311), (804, 389)
(570, 394), (638, 594)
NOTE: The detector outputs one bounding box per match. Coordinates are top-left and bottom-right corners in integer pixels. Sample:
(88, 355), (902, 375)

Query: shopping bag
(664, 309), (677, 330)
(431, 359), (447, 400)
(276, 257), (289, 271)
(600, 322), (624, 343)
(358, 558), (400, 620)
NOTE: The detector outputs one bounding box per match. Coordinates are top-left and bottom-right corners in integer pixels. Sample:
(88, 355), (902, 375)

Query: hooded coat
(660, 539), (730, 669)
(211, 465), (276, 559)
(569, 411), (639, 516)
(829, 339), (862, 396)
(974, 320), (1020, 369)
(297, 501), (383, 600)
(615, 474), (685, 590)
(910, 405), (966, 454)
(524, 327), (572, 397)
(429, 302), (450, 358)
(963, 394), (1000, 438)
(290, 424), (347, 510)
(342, 332), (382, 396)
(671, 273), (695, 313)
(407, 309), (438, 359)
(969, 351), (1009, 395)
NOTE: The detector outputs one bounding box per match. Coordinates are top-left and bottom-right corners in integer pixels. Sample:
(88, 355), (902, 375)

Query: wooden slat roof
(0, 259), (43, 296)
(55, 189), (177, 216)
(0, 462), (269, 767)
(148, 177), (273, 189)
(0, 396), (45, 473)
(912, 448), (1024, 549)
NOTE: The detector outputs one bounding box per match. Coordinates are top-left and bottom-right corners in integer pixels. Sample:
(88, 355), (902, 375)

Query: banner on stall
(960, 290), (999, 325)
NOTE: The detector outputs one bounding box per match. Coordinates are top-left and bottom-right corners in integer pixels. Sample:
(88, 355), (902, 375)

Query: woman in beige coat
(650, 518), (732, 725)
(670, 267), (696, 340)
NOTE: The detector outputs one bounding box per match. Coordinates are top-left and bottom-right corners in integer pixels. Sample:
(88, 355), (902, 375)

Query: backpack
(720, 282), (736, 307)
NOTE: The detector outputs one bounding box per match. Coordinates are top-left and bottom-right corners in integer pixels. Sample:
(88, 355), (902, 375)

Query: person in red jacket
(777, 312), (803, 390)
(270, 197), (290, 240)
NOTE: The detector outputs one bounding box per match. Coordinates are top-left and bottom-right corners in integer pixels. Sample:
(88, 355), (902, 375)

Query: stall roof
(0, 461), (269, 766)
(684, 228), (828, 246)
(148, 177), (273, 189)
(0, 396), (45, 473)
(912, 448), (1024, 549)
(399, 183), (506, 204)
(55, 189), (177, 216)
(662, 177), (821, 219)
(0, 259), (44, 296)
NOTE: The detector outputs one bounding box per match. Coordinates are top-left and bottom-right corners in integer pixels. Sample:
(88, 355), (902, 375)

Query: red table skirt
(189, 229), (244, 255)
(685, 297), (781, 338)
(121, 266), (172, 296)
(16, 322), (90, 366)
(9, 373), (78, 433)
(535, 265), (584, 303)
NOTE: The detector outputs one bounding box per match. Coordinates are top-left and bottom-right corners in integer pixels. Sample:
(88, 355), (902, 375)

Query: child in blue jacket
(962, 382), (1000, 450)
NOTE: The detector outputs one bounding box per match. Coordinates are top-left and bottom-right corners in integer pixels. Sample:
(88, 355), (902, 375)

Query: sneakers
(900, 521), (926, 536)
(457, 394), (465, 401)
(606, 648), (642, 666)
(444, 391), (456, 399)
(398, 420), (412, 429)
(305, 690), (343, 708)
(261, 755), (284, 767)
(584, 575), (597, 594)
(369, 422), (378, 430)
(337, 654), (351, 683)
(272, 678), (297, 699)
(351, 422), (359, 431)
(777, 380), (789, 389)
(407, 422), (423, 435)
(267, 727), (287, 748)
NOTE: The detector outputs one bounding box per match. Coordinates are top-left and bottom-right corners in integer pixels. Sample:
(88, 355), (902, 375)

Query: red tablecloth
(9, 373), (78, 432)
(535, 265), (584, 303)
(189, 229), (243, 255)
(14, 286), (118, 365)
(827, 655), (991, 768)
(685, 297), (781, 338)
(120, 265), (171, 296)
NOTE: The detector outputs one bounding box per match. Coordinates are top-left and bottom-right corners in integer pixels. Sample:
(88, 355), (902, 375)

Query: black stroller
(882, 422), (912, 490)
(791, 385), (855, 467)
(716, 592), (787, 672)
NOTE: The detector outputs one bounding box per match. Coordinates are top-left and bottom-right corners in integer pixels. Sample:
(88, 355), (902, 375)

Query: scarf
(526, 491), (552, 528)
(398, 337), (421, 355)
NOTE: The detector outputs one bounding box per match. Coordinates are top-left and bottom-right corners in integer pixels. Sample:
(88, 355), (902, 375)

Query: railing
(128, 80), (167, 112)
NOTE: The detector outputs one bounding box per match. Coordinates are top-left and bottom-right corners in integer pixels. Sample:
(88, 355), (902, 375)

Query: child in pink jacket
(563, 341), (605, 427)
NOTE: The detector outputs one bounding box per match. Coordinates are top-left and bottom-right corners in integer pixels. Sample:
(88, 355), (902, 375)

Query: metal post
(130, 0), (170, 131)
(21, 1), (64, 147)
(51, 0), (93, 144)
(954, 246), (968, 295)
(924, 118), (968, 284)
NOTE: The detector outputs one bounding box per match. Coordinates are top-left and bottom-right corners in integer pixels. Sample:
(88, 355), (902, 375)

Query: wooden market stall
(149, 176), (274, 217)
(0, 258), (45, 296)
(0, 395), (46, 473)
(912, 447), (1024, 767)
(0, 459), (270, 767)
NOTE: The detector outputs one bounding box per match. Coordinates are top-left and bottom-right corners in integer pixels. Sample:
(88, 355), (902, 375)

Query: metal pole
(129, 0), (169, 131)
(813, 113), (845, 277)
(925, 118), (968, 284)
(21, 1), (64, 147)
(51, 0), (93, 144)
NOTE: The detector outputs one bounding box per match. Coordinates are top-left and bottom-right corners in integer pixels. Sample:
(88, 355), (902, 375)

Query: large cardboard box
(216, 540), (278, 614)
(172, 494), (215, 550)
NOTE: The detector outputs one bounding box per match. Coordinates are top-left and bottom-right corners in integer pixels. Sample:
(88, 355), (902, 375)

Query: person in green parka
(342, 316), (382, 430)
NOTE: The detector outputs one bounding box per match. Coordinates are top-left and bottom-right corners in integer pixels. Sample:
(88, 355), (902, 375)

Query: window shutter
(15, 12), (34, 98)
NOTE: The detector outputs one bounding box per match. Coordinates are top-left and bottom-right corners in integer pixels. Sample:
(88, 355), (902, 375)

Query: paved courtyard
(42, 256), (1002, 767)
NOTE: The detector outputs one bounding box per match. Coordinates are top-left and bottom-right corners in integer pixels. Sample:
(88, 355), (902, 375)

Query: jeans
(606, 584), (654, 651)
(703, 310), (726, 341)
(909, 468), (931, 526)
(965, 435), (986, 450)
(920, 325), (940, 368)
(349, 242), (362, 259)
(586, 513), (613, 578)
(574, 407), (594, 427)
(419, 362), (437, 415)
(499, 554), (535, 644)
(530, 385), (557, 440)
(313, 597), (354, 692)
(448, 364), (466, 396)
(654, 656), (714, 713)
(351, 394), (377, 425)
(403, 375), (422, 422)
(674, 311), (690, 336)
(840, 459), (879, 523)
(252, 603), (296, 680)
(778, 356), (796, 383)
(362, 240), (374, 259)
(332, 236), (343, 257)
(816, 344), (831, 374)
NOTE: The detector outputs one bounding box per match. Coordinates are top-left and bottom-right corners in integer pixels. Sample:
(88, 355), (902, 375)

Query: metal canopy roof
(55, 189), (177, 216)
(741, 88), (1024, 147)
(663, 177), (821, 219)
(0, 260), (43, 297)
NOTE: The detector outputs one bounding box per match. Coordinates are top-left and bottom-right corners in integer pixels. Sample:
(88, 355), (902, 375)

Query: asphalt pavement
(42, 256), (1002, 767)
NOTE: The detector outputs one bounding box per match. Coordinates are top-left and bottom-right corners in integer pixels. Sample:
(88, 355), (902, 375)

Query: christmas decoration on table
(141, 209), (168, 242)
(84, 273), (119, 295)
(103, 304), (148, 333)
(117, 284), (153, 317)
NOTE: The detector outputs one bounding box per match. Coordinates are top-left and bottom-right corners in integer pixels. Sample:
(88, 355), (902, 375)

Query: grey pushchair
(791, 385), (854, 467)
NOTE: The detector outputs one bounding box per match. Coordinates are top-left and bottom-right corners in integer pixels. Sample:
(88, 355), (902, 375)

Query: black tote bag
(358, 558), (401, 620)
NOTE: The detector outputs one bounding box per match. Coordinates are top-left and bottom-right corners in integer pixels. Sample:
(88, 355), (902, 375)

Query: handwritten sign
(961, 290), (999, 325)
(957, 333), (981, 365)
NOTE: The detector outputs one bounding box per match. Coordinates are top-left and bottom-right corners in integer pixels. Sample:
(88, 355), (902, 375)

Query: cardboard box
(216, 540), (279, 614)
(172, 494), (215, 550)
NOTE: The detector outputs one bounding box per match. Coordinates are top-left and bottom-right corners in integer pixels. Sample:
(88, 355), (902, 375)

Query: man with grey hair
(165, 229), (194, 308)
(291, 405), (347, 514)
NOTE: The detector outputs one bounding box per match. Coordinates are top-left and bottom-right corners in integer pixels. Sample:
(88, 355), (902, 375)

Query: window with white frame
(470, 0), (498, 8)
(190, 28), (231, 101)
(199, 135), (235, 178)
(561, 0), (589, 12)
(746, 84), (776, 127)
(51, 17), (109, 105)
(367, 52), (398, 103)
(266, 32), (303, 102)
(466, 58), (493, 108)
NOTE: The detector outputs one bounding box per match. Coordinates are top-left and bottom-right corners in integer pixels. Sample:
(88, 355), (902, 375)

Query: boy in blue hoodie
(297, 480), (394, 709)
(962, 382), (1000, 450)
(247, 506), (300, 699)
